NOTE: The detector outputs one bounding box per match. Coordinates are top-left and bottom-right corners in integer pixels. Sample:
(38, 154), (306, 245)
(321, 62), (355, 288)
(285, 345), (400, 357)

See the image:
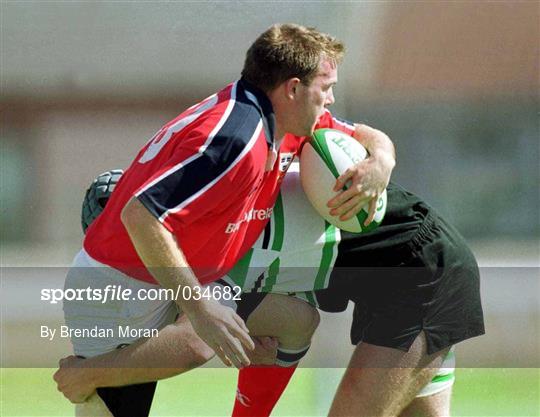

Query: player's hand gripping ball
(300, 129), (387, 233)
(81, 169), (124, 233)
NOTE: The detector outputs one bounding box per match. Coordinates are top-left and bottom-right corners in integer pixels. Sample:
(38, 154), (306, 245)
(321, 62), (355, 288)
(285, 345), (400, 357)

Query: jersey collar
(239, 78), (276, 149)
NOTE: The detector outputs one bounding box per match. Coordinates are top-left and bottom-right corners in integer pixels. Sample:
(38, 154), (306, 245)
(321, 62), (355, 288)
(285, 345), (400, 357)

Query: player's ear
(284, 78), (301, 100)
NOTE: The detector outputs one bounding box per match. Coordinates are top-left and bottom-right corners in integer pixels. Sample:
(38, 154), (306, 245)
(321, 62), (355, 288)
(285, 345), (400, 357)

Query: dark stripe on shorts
(252, 271), (266, 292)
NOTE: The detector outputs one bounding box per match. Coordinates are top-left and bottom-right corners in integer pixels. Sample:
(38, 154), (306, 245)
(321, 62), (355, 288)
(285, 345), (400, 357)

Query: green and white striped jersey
(225, 163), (342, 293)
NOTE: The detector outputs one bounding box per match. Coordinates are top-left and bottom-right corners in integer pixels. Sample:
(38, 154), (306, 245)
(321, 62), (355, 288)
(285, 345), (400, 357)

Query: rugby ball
(300, 128), (387, 233)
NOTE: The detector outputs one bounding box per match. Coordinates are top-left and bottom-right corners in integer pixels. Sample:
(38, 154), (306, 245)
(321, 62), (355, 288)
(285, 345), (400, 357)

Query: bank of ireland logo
(225, 208), (274, 233)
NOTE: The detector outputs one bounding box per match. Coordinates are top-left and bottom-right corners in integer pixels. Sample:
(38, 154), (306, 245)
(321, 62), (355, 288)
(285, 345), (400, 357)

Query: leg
(69, 292), (319, 417)
(399, 348), (455, 417)
(232, 293), (320, 417)
(329, 333), (450, 417)
(246, 293), (320, 349)
(56, 290), (291, 414)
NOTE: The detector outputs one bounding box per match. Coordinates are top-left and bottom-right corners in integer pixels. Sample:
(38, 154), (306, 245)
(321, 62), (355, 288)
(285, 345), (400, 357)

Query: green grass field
(1, 368), (538, 416)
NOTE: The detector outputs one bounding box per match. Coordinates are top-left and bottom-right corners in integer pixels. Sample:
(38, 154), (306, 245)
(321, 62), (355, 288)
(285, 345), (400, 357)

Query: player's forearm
(353, 123), (396, 173)
(121, 197), (207, 313)
(73, 315), (213, 388)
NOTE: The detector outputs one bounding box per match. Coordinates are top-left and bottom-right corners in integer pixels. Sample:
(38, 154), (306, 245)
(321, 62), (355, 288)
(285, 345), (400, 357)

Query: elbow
(383, 131), (397, 161)
(367, 125), (394, 147)
(354, 123), (396, 161)
(353, 123), (389, 146)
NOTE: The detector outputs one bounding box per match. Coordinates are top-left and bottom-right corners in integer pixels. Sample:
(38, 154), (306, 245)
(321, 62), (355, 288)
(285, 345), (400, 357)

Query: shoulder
(202, 82), (263, 141)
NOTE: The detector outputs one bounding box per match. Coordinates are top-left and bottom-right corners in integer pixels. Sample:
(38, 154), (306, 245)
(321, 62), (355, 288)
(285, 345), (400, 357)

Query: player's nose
(325, 88), (335, 106)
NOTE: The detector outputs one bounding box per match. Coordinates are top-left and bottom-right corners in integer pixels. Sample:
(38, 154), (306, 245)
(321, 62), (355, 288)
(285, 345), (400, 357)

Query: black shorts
(314, 208), (485, 355)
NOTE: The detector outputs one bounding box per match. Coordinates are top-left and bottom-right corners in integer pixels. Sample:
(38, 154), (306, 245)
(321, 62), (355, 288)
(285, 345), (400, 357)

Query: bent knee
(294, 304), (320, 338)
(248, 294), (320, 347)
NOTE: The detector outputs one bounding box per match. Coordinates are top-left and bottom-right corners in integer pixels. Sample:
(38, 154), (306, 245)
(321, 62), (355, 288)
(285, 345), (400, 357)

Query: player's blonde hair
(242, 23), (345, 92)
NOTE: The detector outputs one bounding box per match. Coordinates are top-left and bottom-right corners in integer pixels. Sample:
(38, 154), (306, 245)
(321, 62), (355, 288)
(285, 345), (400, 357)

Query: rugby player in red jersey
(57, 23), (396, 416)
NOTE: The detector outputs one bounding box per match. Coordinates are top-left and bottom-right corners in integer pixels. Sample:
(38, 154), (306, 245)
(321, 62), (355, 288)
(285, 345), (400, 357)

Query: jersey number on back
(138, 95), (219, 163)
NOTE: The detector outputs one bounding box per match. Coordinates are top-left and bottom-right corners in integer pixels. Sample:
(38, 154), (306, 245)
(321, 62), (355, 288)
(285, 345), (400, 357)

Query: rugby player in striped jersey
(227, 163), (483, 417)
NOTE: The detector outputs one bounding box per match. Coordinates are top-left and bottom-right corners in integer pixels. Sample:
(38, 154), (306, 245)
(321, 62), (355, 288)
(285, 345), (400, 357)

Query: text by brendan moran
(40, 325), (158, 341)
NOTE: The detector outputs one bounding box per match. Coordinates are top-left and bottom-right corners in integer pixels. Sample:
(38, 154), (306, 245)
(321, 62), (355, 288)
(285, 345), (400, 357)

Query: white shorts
(63, 250), (237, 358)
(63, 250), (178, 357)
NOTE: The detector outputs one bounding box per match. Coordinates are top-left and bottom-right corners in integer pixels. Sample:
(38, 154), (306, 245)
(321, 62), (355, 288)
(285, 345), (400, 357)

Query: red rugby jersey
(84, 79), (355, 285)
